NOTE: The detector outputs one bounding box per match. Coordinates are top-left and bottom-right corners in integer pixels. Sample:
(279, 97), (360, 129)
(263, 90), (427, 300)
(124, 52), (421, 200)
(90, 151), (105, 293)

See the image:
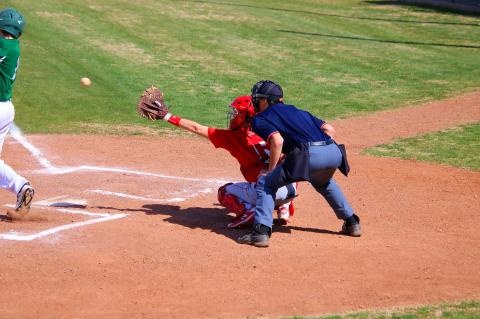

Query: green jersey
(0, 37), (20, 101)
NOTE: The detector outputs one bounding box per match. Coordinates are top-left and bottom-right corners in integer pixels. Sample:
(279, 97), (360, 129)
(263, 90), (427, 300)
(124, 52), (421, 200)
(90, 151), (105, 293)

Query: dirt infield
(1, 92), (479, 319)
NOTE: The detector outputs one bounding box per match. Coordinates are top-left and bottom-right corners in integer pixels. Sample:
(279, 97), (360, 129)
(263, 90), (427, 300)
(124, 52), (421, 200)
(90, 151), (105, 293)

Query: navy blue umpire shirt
(251, 103), (332, 154)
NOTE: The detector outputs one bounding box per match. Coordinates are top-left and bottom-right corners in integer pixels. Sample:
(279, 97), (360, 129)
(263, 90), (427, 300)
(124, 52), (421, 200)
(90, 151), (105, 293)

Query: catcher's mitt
(137, 86), (170, 120)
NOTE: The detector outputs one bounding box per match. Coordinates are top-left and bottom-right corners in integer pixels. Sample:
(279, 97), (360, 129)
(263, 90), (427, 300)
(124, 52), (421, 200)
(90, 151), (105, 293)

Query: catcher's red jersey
(208, 127), (269, 183)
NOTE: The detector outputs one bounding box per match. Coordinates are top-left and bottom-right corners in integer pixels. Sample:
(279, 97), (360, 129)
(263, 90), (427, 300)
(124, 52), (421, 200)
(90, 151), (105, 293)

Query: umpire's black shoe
(237, 224), (270, 247)
(342, 214), (362, 237)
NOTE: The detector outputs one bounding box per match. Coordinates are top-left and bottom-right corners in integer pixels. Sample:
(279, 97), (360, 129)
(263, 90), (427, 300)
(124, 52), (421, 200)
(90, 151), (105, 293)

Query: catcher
(137, 86), (297, 228)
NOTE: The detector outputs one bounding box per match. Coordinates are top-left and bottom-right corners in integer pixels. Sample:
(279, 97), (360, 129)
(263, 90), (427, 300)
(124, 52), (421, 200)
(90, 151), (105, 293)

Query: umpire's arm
(321, 123), (336, 139)
(267, 132), (284, 172)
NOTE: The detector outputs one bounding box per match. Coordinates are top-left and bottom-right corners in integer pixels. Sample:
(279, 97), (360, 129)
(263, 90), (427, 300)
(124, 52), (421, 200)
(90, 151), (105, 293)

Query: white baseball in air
(80, 77), (92, 87)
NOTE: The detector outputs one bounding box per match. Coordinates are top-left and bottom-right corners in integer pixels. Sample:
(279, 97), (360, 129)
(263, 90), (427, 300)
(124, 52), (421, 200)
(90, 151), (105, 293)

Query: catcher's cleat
(227, 209), (254, 229)
(15, 182), (34, 215)
(276, 205), (291, 225)
(341, 214), (361, 237)
(237, 224), (270, 247)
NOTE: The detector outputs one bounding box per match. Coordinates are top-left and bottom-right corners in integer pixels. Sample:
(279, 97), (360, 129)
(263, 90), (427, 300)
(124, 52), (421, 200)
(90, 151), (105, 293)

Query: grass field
(6, 0), (480, 133)
(284, 301), (480, 319)
(364, 122), (480, 171)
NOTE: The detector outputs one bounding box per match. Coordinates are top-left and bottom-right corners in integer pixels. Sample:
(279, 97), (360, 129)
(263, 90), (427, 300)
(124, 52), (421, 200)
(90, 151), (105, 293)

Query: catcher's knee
(217, 183), (245, 216)
(218, 183), (233, 203)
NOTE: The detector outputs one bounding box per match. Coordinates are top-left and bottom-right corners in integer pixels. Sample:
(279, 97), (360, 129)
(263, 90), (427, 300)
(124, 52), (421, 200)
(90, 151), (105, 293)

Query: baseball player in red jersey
(159, 95), (297, 228)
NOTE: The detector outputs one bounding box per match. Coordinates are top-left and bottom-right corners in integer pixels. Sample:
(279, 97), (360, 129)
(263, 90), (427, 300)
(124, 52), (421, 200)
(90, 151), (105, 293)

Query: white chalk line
(5, 203), (114, 218)
(10, 123), (230, 185)
(88, 187), (215, 203)
(31, 165), (229, 184)
(1, 128), (134, 241)
(0, 185), (218, 242)
(0, 214), (128, 241)
(87, 189), (163, 202)
(1, 198), (128, 241)
(10, 124), (57, 172)
(2, 125), (226, 241)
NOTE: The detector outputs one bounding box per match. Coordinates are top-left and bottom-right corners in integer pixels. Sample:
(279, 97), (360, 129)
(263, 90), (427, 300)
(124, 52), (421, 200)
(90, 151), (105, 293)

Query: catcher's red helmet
(228, 95), (254, 129)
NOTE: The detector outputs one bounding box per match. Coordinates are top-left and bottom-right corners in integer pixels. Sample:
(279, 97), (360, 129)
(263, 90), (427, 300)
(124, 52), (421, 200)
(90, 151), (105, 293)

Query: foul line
(10, 124), (57, 172)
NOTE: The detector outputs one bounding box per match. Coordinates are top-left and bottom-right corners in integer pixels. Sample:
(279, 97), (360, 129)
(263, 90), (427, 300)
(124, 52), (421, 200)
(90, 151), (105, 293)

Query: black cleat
(342, 214), (362, 237)
(237, 224), (270, 247)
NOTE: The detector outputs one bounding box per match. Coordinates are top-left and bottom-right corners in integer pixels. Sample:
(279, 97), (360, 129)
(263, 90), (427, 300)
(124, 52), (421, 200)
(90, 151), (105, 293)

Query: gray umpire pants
(254, 143), (355, 229)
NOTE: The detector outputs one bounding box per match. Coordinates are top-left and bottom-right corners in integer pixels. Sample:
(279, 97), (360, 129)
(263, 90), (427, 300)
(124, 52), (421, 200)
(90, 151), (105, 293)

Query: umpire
(238, 80), (361, 247)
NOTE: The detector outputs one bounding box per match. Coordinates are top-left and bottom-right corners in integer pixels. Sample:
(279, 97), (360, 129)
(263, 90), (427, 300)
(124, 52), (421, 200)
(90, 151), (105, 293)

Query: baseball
(80, 77), (92, 87)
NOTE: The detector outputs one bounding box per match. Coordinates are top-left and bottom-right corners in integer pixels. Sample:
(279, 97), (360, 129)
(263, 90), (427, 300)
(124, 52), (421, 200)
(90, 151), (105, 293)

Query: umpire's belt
(306, 139), (334, 147)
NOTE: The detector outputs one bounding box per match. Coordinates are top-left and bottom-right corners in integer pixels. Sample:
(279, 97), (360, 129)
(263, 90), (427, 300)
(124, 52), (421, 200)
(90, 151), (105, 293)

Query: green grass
(363, 122), (480, 171)
(2, 0), (479, 133)
(282, 300), (480, 319)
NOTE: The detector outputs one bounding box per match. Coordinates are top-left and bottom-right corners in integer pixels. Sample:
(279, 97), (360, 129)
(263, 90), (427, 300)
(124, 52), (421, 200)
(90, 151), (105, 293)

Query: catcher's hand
(137, 86), (170, 120)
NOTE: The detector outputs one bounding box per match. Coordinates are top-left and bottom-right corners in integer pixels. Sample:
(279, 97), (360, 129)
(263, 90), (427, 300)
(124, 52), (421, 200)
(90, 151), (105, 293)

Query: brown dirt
(0, 92), (479, 319)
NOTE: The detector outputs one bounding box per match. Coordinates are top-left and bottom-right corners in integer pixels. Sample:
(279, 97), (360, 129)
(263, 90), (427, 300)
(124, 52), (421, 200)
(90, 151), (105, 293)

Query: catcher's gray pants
(224, 182), (296, 211)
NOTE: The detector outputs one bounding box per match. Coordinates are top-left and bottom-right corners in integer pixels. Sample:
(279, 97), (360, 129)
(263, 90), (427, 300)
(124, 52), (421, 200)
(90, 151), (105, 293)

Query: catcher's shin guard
(218, 184), (245, 216)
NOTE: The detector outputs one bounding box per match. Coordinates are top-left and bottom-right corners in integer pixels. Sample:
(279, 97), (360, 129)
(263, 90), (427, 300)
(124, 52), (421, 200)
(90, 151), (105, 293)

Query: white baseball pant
(0, 101), (28, 195)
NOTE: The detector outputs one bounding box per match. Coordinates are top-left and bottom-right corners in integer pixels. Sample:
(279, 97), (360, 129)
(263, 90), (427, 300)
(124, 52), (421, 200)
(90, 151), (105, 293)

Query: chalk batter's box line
(1, 125), (227, 241)
(87, 187), (217, 203)
(9, 122), (230, 205)
(30, 165), (231, 186)
(0, 182), (217, 241)
(0, 198), (128, 241)
(9, 123), (232, 185)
